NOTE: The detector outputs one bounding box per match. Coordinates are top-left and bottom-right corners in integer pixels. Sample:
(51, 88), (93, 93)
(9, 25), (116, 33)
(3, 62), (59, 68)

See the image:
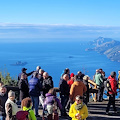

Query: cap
(22, 68), (27, 72)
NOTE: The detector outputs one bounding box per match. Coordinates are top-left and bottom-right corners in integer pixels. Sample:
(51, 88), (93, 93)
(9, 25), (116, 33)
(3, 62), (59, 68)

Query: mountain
(87, 37), (120, 62)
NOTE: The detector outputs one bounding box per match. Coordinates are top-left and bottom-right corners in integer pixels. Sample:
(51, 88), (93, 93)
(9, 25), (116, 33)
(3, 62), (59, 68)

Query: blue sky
(0, 0), (120, 41)
(0, 0), (120, 26)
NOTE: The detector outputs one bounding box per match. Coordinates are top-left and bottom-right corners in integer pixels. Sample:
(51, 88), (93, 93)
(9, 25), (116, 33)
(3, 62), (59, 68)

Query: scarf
(75, 102), (84, 111)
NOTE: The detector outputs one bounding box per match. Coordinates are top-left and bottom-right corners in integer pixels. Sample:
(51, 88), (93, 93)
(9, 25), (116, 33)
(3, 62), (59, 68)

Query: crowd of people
(0, 66), (120, 120)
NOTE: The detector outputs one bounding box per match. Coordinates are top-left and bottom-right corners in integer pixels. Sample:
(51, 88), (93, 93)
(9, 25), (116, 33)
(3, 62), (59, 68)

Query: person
(77, 71), (85, 81)
(42, 72), (54, 97)
(18, 73), (29, 101)
(94, 69), (104, 102)
(43, 88), (62, 120)
(70, 75), (87, 103)
(18, 68), (34, 81)
(60, 68), (70, 80)
(118, 70), (120, 98)
(67, 73), (75, 88)
(29, 72), (42, 117)
(69, 95), (88, 120)
(5, 90), (18, 120)
(21, 97), (37, 120)
(106, 71), (117, 114)
(83, 75), (90, 105)
(36, 66), (41, 73)
(59, 74), (70, 116)
(0, 85), (8, 119)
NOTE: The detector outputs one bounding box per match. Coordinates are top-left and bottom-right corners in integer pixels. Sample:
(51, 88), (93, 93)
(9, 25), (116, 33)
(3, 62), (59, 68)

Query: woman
(5, 90), (18, 120)
(21, 97), (36, 120)
(69, 95), (88, 120)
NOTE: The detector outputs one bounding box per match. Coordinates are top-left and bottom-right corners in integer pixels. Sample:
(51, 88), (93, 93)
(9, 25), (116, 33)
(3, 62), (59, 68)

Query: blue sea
(0, 39), (120, 98)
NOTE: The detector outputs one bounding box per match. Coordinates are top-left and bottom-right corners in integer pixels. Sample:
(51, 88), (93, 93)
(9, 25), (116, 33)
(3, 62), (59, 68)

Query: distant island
(10, 61), (27, 66)
(86, 37), (120, 62)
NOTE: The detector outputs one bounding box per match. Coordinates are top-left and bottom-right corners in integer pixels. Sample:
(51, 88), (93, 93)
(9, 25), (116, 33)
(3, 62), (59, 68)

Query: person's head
(83, 75), (89, 81)
(63, 74), (69, 81)
(96, 69), (99, 73)
(64, 68), (70, 74)
(39, 69), (44, 75)
(118, 70), (120, 75)
(21, 73), (27, 79)
(75, 95), (83, 105)
(70, 73), (75, 81)
(8, 90), (15, 101)
(33, 72), (39, 78)
(0, 85), (7, 94)
(48, 88), (56, 96)
(36, 66), (41, 71)
(21, 97), (32, 109)
(102, 71), (105, 77)
(77, 71), (82, 76)
(74, 75), (80, 81)
(43, 72), (49, 79)
(110, 71), (116, 78)
(22, 68), (27, 73)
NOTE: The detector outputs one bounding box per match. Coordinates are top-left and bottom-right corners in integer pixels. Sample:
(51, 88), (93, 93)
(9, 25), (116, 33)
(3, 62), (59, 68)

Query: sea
(0, 39), (120, 98)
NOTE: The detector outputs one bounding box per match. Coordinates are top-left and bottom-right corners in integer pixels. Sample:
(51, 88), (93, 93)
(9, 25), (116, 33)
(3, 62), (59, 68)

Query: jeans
(106, 94), (116, 112)
(31, 96), (39, 115)
(60, 95), (69, 115)
(97, 86), (104, 102)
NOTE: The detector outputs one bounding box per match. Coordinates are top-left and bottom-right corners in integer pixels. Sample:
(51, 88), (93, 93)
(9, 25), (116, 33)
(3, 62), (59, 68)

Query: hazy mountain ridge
(87, 37), (120, 62)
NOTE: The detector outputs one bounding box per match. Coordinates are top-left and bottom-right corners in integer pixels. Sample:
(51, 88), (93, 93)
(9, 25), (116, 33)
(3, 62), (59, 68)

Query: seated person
(5, 90), (18, 120)
(21, 97), (36, 120)
(69, 95), (88, 120)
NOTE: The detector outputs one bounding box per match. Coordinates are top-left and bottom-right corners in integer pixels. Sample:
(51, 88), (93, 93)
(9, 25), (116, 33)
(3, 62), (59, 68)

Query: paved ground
(36, 98), (120, 120)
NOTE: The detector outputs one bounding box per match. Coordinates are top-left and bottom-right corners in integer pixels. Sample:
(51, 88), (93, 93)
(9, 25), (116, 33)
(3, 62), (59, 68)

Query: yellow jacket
(69, 102), (88, 120)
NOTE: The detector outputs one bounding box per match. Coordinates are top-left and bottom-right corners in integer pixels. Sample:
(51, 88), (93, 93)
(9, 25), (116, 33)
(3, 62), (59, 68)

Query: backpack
(104, 79), (111, 92)
(16, 110), (29, 120)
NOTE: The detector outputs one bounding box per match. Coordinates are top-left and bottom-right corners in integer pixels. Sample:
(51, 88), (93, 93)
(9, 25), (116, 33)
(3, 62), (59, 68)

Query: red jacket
(67, 79), (74, 88)
(108, 76), (117, 94)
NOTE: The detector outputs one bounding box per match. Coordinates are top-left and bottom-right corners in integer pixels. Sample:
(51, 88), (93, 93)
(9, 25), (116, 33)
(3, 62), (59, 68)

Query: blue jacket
(29, 77), (42, 96)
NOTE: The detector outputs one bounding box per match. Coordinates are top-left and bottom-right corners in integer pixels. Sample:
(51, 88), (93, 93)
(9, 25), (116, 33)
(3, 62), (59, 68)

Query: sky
(0, 0), (120, 41)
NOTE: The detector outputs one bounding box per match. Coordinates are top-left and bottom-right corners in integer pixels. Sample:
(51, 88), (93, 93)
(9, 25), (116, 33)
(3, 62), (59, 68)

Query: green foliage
(0, 71), (17, 86)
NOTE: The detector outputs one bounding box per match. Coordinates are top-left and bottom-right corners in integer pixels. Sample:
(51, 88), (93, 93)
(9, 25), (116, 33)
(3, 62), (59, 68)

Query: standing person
(59, 74), (70, 116)
(5, 90), (18, 120)
(18, 73), (30, 101)
(69, 95), (88, 120)
(42, 88), (62, 120)
(36, 66), (41, 73)
(42, 72), (54, 97)
(21, 97), (37, 120)
(0, 85), (8, 119)
(94, 69), (104, 102)
(118, 70), (120, 98)
(70, 75), (87, 103)
(83, 75), (90, 105)
(29, 72), (42, 117)
(106, 71), (117, 114)
(18, 68), (34, 81)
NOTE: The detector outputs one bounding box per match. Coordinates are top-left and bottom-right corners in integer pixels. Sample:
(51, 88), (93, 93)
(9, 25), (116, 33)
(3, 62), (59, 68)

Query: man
(77, 71), (85, 81)
(70, 75), (87, 103)
(59, 74), (70, 116)
(0, 85), (8, 119)
(18, 68), (34, 81)
(106, 71), (117, 114)
(94, 69), (104, 102)
(29, 72), (42, 117)
(42, 72), (54, 97)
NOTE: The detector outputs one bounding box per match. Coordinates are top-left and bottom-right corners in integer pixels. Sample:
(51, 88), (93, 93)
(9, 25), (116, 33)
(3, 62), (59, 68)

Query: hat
(8, 90), (15, 97)
(22, 68), (27, 72)
(75, 95), (83, 100)
(70, 73), (74, 78)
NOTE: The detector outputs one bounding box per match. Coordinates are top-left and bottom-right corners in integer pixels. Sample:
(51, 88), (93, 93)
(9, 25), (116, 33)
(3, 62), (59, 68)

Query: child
(43, 88), (62, 120)
(21, 97), (37, 120)
(69, 95), (88, 120)
(5, 90), (18, 120)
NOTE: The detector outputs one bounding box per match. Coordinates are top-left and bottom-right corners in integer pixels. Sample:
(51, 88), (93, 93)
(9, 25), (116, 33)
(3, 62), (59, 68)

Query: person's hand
(75, 113), (81, 119)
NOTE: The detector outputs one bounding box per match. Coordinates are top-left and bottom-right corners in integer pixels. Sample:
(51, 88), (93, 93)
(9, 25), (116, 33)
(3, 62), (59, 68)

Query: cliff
(87, 37), (120, 62)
